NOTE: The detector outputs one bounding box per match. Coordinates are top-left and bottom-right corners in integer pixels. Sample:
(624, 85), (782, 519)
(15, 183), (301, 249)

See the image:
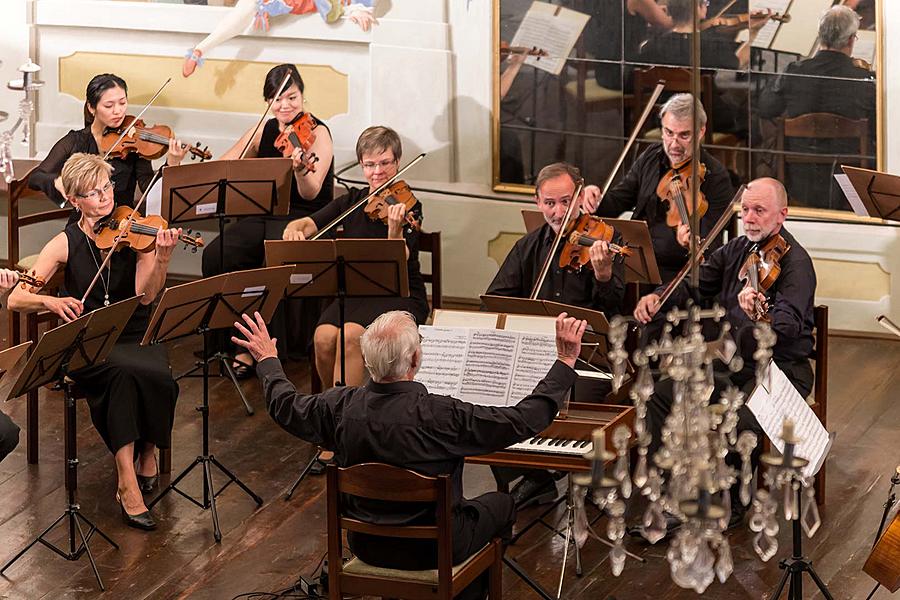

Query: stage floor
(0, 327), (896, 599)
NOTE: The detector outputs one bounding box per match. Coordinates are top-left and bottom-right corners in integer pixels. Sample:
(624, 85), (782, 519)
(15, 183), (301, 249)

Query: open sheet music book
(746, 360), (833, 478)
(415, 326), (557, 408)
(510, 1), (590, 76)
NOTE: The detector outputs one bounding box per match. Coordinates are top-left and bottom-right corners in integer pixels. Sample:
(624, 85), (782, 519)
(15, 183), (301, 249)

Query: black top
(310, 186), (428, 311)
(257, 356), (576, 523)
(656, 227), (816, 364)
(595, 143), (734, 280)
(29, 127), (154, 208)
(258, 114), (335, 217)
(640, 31), (741, 71)
(591, 2), (650, 90)
(485, 222), (625, 315)
(62, 217), (150, 337)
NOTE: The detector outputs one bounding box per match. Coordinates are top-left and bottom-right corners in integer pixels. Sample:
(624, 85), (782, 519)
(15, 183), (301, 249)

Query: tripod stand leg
(503, 556), (555, 600)
(285, 449), (322, 501)
(0, 511), (67, 573)
(148, 457), (203, 510)
(73, 513), (105, 591)
(203, 461), (223, 543)
(806, 565), (834, 600)
(211, 455), (263, 506)
(75, 512), (119, 551)
(220, 358), (254, 415)
(771, 564), (791, 599)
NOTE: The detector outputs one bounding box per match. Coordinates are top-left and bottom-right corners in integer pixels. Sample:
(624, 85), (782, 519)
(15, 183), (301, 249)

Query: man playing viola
(632, 177), (816, 529)
(583, 93), (734, 281)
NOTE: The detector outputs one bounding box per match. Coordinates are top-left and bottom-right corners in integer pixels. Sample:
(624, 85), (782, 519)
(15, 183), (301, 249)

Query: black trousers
(646, 360), (814, 476)
(0, 410), (20, 463)
(348, 492), (514, 600)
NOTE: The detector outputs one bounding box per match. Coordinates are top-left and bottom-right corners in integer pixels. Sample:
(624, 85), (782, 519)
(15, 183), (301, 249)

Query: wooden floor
(0, 326), (896, 600)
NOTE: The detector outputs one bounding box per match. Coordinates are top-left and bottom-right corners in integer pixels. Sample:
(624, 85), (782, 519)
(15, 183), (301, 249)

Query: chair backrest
(418, 230), (443, 310)
(812, 304), (828, 416)
(632, 66), (715, 143)
(776, 113), (870, 181)
(326, 463), (454, 590)
(7, 164), (72, 269)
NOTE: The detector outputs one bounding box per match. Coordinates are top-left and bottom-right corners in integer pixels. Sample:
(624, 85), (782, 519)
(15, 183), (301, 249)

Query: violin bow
(79, 168), (163, 304)
(529, 179), (585, 300)
(310, 153), (427, 241)
(101, 77), (172, 161)
(239, 72), (293, 160)
(656, 184), (746, 308)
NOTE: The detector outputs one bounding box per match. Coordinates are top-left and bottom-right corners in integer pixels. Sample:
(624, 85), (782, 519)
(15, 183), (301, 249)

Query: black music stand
(265, 239), (409, 499)
(1, 297), (140, 591)
(161, 158), (293, 415)
(841, 165), (900, 222)
(142, 266), (293, 542)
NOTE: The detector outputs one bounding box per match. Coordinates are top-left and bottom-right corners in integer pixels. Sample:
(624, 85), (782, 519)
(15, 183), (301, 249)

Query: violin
(93, 206), (204, 254)
(273, 112), (319, 175)
(364, 180), (421, 232)
(657, 158), (708, 231)
(699, 10), (790, 32)
(15, 270), (45, 289)
(737, 234), (791, 322)
(558, 214), (632, 272)
(500, 41), (548, 60)
(100, 115), (212, 162)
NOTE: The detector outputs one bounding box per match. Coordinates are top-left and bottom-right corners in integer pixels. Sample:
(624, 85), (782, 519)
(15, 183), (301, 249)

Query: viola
(558, 214), (632, 272)
(93, 206), (204, 254)
(273, 112), (319, 175)
(100, 115), (212, 162)
(699, 10), (790, 32)
(499, 41), (548, 60)
(15, 270), (45, 289)
(364, 180), (421, 232)
(737, 234), (791, 322)
(657, 158), (708, 231)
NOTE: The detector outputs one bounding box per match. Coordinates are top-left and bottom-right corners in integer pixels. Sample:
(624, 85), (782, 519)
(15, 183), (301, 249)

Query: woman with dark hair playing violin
(9, 153), (181, 531)
(202, 63), (335, 375)
(28, 73), (187, 209)
(282, 126), (428, 389)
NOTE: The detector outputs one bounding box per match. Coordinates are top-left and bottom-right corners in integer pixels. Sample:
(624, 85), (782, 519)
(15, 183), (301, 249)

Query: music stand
(521, 209), (661, 285)
(143, 266), (292, 542)
(1, 297), (141, 591)
(265, 238), (408, 499)
(841, 166), (900, 222)
(161, 158), (293, 415)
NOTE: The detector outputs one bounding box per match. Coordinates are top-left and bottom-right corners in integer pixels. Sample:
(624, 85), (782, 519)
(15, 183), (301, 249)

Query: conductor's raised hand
(555, 312), (587, 368)
(232, 311), (278, 363)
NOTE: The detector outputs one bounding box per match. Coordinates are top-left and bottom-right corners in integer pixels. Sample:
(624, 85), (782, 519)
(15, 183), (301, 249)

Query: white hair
(360, 311), (421, 382)
(819, 6), (859, 50)
(660, 93), (707, 130)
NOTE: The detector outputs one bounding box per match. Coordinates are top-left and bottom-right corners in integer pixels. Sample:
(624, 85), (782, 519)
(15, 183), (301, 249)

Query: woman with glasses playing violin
(28, 73), (187, 210)
(202, 63), (336, 377)
(283, 126), (429, 388)
(9, 153), (181, 531)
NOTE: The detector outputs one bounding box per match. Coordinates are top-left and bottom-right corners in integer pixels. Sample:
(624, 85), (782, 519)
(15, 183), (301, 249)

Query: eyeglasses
(361, 159), (397, 171)
(75, 180), (114, 201)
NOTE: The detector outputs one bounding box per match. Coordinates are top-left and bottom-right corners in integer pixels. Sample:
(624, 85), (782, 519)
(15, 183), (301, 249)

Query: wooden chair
(418, 230), (443, 310)
(326, 462), (503, 600)
(776, 113), (870, 205)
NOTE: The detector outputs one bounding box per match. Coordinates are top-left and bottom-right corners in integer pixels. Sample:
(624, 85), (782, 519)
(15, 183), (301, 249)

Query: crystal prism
(610, 543), (626, 576)
(715, 541), (733, 583)
(801, 488), (821, 537)
(753, 531), (778, 562)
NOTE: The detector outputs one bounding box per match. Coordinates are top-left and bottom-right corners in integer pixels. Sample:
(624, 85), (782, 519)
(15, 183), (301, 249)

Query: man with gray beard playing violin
(632, 177), (816, 531)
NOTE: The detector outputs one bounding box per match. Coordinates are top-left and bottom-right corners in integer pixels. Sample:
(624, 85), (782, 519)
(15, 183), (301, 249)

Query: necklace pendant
(104, 294), (110, 307)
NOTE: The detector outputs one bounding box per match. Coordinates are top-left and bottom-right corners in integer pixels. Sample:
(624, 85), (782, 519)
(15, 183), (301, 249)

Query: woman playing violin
(202, 63), (335, 375)
(9, 153), (181, 531)
(282, 126), (428, 389)
(28, 73), (187, 209)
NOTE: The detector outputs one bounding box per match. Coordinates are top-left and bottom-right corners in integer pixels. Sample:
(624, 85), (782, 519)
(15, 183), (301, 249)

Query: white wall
(1, 0), (898, 333)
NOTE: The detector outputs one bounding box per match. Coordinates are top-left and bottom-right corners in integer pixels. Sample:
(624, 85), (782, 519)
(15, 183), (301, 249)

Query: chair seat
(17, 254), (39, 271)
(342, 544), (488, 584)
(564, 79), (631, 106)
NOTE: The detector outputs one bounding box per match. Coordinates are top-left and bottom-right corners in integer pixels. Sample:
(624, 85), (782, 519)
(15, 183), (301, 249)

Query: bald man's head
(741, 178), (788, 242)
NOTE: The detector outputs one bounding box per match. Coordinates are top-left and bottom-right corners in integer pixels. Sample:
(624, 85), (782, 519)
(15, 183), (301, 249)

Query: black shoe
(232, 360), (254, 380)
(117, 494), (156, 531)
(309, 455), (333, 476)
(510, 475), (558, 508)
(137, 456), (159, 494)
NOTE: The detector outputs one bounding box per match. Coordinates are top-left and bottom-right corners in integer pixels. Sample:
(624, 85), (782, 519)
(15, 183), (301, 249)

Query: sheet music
(747, 361), (833, 478)
(416, 327), (469, 396)
(145, 176), (163, 215)
(504, 314), (555, 334)
(458, 330), (518, 406)
(853, 30), (876, 68)
(509, 1), (590, 76)
(509, 333), (557, 400)
(750, 0), (790, 49)
(834, 174), (869, 217)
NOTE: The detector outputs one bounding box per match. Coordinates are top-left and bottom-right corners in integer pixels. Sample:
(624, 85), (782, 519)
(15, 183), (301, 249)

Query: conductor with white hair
(234, 309), (586, 600)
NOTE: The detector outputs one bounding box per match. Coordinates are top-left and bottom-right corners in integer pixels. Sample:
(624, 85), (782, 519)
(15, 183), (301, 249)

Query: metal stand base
(284, 449), (323, 501)
(178, 352), (254, 416)
(770, 492), (834, 600)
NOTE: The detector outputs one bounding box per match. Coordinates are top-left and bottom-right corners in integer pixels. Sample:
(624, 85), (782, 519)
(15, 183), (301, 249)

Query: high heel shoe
(137, 455), (159, 494)
(116, 492), (157, 531)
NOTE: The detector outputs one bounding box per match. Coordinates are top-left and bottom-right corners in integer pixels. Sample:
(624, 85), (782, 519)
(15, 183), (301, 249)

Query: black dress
(312, 187), (430, 327)
(63, 219), (178, 453)
(28, 127), (155, 209)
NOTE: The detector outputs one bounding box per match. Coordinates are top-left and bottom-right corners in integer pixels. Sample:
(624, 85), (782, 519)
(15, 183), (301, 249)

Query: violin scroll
(16, 270), (45, 290)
